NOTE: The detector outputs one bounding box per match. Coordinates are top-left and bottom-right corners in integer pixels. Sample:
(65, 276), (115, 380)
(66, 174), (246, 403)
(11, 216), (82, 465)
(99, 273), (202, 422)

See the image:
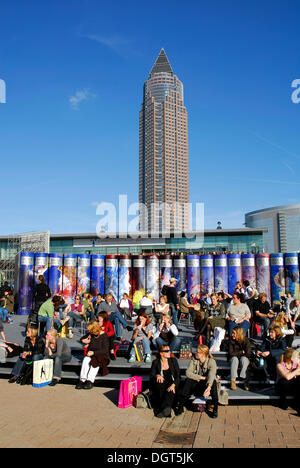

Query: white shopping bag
(33, 359), (53, 388)
(209, 327), (226, 352)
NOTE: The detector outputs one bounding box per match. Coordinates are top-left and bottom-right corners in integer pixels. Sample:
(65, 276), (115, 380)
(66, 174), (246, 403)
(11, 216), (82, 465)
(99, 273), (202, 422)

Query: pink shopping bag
(118, 376), (142, 408)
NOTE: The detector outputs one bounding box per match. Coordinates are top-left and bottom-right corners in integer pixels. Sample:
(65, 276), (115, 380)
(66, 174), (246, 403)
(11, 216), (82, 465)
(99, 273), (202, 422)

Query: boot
(174, 404), (184, 416)
(211, 405), (218, 419)
(230, 379), (237, 391)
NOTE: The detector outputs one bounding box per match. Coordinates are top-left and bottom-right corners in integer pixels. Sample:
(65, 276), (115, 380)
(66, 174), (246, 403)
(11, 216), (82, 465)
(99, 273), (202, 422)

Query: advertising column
(17, 252), (34, 315)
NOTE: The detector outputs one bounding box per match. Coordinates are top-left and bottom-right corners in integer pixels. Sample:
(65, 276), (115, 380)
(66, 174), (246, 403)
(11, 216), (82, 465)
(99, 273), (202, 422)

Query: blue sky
(0, 0), (299, 235)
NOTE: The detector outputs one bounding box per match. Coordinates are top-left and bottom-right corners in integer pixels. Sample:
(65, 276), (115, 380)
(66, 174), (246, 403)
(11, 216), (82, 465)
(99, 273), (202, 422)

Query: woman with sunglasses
(149, 344), (180, 418)
(65, 295), (85, 339)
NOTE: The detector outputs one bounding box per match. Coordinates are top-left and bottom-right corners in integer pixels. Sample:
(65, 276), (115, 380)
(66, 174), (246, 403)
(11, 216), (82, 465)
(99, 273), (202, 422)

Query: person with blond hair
(176, 344), (218, 418)
(75, 320), (110, 390)
(274, 312), (295, 347)
(276, 348), (300, 412)
(228, 326), (252, 391)
(44, 328), (72, 386)
(152, 314), (181, 353)
(257, 325), (287, 380)
(8, 327), (45, 384)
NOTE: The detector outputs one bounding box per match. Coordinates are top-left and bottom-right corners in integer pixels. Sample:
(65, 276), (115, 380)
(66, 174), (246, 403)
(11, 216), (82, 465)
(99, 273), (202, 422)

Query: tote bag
(118, 376), (142, 408)
(32, 359), (53, 388)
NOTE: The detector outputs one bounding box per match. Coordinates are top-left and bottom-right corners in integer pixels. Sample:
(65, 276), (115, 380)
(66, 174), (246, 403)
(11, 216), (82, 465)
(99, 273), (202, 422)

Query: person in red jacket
(98, 312), (116, 361)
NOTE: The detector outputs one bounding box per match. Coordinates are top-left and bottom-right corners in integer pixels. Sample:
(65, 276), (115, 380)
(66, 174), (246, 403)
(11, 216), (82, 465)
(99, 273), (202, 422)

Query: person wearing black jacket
(257, 325), (287, 379)
(162, 278), (179, 327)
(33, 275), (51, 313)
(149, 344), (180, 418)
(8, 327), (45, 384)
(228, 326), (252, 391)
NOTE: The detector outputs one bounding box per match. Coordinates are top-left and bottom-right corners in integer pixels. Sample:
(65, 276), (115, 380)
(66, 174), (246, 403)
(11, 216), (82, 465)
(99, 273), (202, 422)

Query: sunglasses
(161, 349), (170, 353)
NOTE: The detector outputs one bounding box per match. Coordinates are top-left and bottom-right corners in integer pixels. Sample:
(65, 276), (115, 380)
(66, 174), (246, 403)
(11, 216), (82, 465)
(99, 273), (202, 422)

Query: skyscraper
(139, 49), (189, 234)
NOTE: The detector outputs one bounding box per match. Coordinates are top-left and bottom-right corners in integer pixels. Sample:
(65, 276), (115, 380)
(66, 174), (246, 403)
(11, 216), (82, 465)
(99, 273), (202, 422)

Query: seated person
(65, 295), (86, 338)
(176, 344), (218, 418)
(226, 292), (251, 337)
(154, 296), (170, 324)
(139, 293), (154, 320)
(0, 339), (22, 364)
(152, 314), (181, 353)
(98, 312), (116, 361)
(44, 328), (72, 386)
(93, 293), (105, 316)
(97, 293), (133, 341)
(205, 293), (226, 343)
(82, 293), (95, 322)
(149, 344), (180, 418)
(8, 327), (45, 384)
(38, 296), (63, 334)
(179, 291), (196, 321)
(118, 293), (133, 320)
(75, 321), (110, 390)
(128, 312), (153, 363)
(257, 325), (287, 380)
(228, 326), (252, 391)
(276, 348), (300, 413)
(253, 293), (275, 338)
(274, 312), (295, 348)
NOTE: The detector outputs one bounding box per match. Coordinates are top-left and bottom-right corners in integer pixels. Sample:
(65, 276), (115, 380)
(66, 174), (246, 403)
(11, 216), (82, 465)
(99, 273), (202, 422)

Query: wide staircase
(1, 315), (299, 404)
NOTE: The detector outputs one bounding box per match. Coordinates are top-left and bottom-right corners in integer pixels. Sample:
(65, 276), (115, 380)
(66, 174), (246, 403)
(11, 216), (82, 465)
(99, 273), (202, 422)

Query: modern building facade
(139, 49), (189, 233)
(245, 203), (300, 252)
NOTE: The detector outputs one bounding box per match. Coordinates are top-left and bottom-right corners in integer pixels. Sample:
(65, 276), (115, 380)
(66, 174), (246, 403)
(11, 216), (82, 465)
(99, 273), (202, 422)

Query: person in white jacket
(152, 314), (181, 353)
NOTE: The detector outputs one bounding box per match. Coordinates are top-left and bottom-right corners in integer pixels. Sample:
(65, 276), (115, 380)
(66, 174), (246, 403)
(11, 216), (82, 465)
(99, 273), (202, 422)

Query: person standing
(162, 278), (179, 327)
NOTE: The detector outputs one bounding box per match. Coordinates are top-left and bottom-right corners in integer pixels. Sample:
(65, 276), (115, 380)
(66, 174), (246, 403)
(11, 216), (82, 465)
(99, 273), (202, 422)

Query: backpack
(134, 389), (152, 409)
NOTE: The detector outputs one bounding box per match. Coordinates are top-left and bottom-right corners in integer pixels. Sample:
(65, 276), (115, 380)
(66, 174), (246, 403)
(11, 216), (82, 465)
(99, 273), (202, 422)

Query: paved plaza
(0, 380), (299, 449)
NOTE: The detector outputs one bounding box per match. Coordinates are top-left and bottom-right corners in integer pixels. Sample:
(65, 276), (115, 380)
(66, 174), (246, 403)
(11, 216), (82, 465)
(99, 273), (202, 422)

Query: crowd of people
(0, 275), (299, 418)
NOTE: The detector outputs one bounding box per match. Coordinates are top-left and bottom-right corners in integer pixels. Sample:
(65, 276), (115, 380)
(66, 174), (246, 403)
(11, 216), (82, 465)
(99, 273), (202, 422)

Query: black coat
(228, 337), (252, 360)
(150, 357), (180, 388)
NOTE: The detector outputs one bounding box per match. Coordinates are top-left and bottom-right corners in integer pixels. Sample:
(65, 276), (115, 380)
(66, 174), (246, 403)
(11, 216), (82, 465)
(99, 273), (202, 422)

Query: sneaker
(48, 379), (60, 387)
(230, 379), (237, 391)
(145, 354), (151, 363)
(128, 355), (136, 363)
(75, 380), (85, 390)
(68, 330), (73, 339)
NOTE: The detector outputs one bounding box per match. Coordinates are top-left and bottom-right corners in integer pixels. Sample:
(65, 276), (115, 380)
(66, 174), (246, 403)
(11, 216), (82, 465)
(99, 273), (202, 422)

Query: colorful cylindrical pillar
(118, 255), (132, 301)
(214, 254), (228, 293)
(34, 253), (49, 285)
(256, 253), (271, 302)
(146, 254), (160, 302)
(241, 254), (256, 288)
(132, 255), (146, 310)
(48, 253), (63, 297)
(77, 254), (91, 296)
(187, 254), (200, 299)
(159, 255), (173, 291)
(284, 253), (299, 298)
(17, 252), (34, 315)
(228, 254), (242, 296)
(90, 254), (105, 297)
(270, 253), (285, 304)
(105, 255), (119, 301)
(173, 255), (187, 293)
(62, 254), (77, 304)
(200, 254), (214, 294)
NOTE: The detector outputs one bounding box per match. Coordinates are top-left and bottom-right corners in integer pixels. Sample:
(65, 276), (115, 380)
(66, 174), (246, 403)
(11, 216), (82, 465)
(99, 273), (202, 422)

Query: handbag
(216, 380), (229, 406)
(134, 341), (145, 361)
(116, 339), (132, 358)
(192, 397), (207, 413)
(133, 389), (152, 409)
(32, 359), (53, 388)
(118, 376), (142, 409)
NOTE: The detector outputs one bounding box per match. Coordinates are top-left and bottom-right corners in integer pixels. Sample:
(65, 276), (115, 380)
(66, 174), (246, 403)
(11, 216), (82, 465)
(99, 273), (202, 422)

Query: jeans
(230, 356), (250, 380)
(169, 303), (178, 327)
(228, 320), (250, 337)
(255, 316), (272, 338)
(52, 353), (72, 379)
(11, 353), (44, 377)
(108, 310), (128, 338)
(155, 336), (181, 352)
(129, 337), (151, 357)
(38, 316), (60, 332)
(68, 311), (83, 328)
(0, 307), (8, 322)
(179, 378), (218, 407)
